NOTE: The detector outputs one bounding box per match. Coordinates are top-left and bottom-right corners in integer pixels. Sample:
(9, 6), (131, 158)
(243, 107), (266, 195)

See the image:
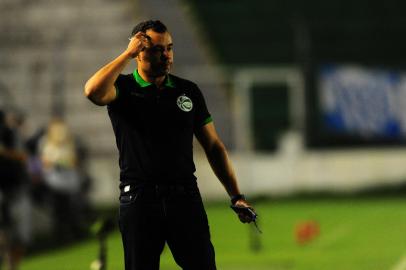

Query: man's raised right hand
(125, 32), (152, 58)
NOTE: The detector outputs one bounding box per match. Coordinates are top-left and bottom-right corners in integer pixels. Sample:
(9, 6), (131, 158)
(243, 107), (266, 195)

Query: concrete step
(0, 0), (134, 50)
(0, 2), (133, 25)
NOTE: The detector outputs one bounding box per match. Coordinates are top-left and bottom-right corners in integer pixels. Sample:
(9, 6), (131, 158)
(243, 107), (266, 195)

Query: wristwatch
(231, 194), (246, 205)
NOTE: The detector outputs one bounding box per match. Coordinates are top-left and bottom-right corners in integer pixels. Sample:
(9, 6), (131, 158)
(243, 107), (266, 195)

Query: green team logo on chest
(177, 94), (193, 112)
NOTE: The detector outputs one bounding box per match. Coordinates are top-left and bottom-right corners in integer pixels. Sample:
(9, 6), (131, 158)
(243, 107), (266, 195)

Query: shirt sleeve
(108, 74), (128, 108)
(193, 84), (212, 130)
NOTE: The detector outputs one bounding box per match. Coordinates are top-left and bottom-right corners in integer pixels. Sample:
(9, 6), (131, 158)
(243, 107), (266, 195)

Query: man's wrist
(230, 194), (246, 205)
(123, 50), (137, 60)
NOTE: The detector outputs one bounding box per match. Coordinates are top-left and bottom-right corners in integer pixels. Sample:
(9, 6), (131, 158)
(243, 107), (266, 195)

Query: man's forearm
(84, 32), (152, 105)
(84, 52), (132, 105)
(205, 141), (241, 197)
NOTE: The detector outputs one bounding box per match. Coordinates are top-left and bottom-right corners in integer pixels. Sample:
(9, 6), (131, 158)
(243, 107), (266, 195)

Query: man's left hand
(232, 199), (257, 223)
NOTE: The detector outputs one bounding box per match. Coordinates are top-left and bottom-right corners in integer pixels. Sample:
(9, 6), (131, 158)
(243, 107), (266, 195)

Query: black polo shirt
(107, 70), (212, 187)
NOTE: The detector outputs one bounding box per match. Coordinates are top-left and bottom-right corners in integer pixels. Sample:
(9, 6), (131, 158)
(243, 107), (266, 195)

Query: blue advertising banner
(319, 65), (406, 139)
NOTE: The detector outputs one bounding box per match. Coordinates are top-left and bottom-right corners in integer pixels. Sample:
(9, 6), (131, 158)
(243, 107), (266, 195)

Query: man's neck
(138, 69), (166, 88)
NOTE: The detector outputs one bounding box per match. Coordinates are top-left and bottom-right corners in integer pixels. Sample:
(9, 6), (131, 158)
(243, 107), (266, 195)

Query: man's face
(137, 29), (173, 77)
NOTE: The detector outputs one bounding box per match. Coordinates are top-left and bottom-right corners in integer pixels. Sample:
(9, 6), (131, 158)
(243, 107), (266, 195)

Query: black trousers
(118, 182), (217, 270)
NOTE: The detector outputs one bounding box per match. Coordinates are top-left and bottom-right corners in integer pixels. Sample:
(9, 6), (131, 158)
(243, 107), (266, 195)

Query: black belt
(119, 182), (197, 195)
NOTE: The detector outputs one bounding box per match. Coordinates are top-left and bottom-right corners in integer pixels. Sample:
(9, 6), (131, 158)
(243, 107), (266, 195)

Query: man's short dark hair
(131, 20), (168, 37)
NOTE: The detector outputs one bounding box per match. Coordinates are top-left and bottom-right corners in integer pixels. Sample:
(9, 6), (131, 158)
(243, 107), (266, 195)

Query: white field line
(391, 254), (406, 270)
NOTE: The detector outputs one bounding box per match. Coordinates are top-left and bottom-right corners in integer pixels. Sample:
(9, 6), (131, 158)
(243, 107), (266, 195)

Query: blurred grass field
(21, 197), (406, 270)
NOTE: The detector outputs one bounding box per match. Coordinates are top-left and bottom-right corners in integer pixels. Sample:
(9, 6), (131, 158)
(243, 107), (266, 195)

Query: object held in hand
(230, 205), (262, 234)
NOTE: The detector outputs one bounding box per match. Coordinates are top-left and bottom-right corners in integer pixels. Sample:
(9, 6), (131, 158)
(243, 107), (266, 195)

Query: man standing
(84, 20), (256, 270)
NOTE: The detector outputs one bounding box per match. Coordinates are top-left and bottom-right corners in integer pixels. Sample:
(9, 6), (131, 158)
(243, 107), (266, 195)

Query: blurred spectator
(39, 118), (85, 240)
(25, 128), (45, 186)
(0, 109), (31, 270)
(25, 128), (47, 206)
(41, 118), (80, 193)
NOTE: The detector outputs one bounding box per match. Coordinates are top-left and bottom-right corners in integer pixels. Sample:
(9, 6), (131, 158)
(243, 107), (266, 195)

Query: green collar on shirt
(133, 69), (175, 88)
